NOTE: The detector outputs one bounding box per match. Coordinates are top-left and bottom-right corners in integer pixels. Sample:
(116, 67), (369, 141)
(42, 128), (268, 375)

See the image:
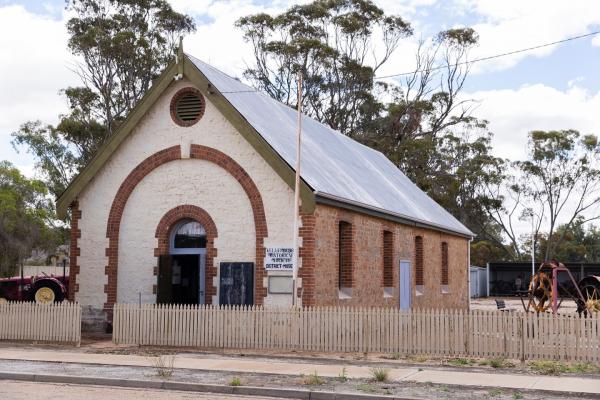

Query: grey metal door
(399, 260), (411, 310)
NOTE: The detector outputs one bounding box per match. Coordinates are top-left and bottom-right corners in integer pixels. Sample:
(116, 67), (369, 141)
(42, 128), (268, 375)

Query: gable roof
(57, 53), (473, 238)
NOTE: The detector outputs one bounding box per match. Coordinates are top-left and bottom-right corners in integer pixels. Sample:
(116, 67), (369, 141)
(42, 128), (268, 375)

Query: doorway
(157, 219), (206, 304)
(399, 260), (411, 310)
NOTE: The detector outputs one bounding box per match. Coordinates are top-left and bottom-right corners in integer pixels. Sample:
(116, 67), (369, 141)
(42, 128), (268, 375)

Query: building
(56, 49), (473, 329)
(487, 261), (600, 297)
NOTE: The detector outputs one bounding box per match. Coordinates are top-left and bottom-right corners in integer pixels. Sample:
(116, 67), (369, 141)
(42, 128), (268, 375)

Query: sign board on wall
(265, 247), (294, 270)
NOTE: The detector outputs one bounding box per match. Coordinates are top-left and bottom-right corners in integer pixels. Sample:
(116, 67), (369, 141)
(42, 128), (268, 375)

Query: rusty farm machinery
(521, 260), (600, 315)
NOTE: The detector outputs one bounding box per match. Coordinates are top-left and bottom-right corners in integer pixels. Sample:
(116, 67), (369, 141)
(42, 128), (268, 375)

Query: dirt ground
(470, 297), (579, 313)
(1, 380), (285, 400)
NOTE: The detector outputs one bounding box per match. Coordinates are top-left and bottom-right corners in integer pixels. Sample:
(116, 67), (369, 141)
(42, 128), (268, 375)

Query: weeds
(302, 370), (325, 385)
(229, 377), (242, 386)
(408, 355), (428, 363)
(512, 391), (524, 399)
(357, 383), (376, 393)
(528, 361), (565, 375)
(370, 367), (389, 382)
(488, 358), (515, 369)
(337, 367), (348, 382)
(152, 355), (176, 378)
(447, 358), (473, 366)
(488, 388), (503, 397)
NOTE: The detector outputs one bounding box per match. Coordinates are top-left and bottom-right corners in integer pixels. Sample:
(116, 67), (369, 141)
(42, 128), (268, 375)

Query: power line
(375, 30), (600, 80)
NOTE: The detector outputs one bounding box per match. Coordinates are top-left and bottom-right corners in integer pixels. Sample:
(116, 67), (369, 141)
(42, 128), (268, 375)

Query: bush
(152, 355), (175, 378)
(302, 371), (325, 385)
(370, 367), (389, 382)
(229, 377), (242, 386)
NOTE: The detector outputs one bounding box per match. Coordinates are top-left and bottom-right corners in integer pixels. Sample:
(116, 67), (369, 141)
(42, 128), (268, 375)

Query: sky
(1, 0), (600, 223)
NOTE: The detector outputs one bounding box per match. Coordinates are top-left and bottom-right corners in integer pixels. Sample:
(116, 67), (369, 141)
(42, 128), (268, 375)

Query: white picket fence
(0, 302), (81, 345)
(113, 304), (599, 362)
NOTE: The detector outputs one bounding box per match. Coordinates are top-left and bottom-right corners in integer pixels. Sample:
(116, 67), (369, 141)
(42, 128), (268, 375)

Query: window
(338, 221), (353, 289)
(441, 242), (449, 286)
(383, 230), (393, 287)
(170, 87), (206, 126)
(172, 220), (206, 249)
(415, 236), (424, 286)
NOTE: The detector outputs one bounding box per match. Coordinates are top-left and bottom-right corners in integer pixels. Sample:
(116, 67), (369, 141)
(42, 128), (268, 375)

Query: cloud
(0, 5), (78, 171)
(453, 0), (600, 74)
(466, 83), (600, 160)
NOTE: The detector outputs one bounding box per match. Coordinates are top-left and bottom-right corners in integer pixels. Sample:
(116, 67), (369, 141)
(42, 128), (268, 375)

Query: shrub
(229, 377), (242, 386)
(302, 371), (325, 385)
(152, 355), (175, 378)
(370, 367), (389, 382)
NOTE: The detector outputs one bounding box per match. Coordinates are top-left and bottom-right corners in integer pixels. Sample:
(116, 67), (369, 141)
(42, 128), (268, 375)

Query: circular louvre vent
(170, 87), (205, 127)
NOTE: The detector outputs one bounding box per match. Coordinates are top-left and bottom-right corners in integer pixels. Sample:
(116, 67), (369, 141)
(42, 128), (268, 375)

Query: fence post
(519, 313), (526, 363)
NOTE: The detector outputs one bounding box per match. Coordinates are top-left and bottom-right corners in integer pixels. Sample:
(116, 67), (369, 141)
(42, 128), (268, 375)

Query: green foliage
(302, 370), (325, 385)
(337, 367), (348, 382)
(446, 358), (473, 366)
(528, 361), (600, 375)
(0, 161), (62, 277)
(515, 130), (600, 260)
(237, 0), (412, 136)
(13, 0), (195, 201)
(369, 367), (389, 382)
(229, 377), (242, 386)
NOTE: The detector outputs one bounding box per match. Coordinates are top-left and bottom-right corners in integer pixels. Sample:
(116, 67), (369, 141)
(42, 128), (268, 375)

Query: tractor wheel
(528, 272), (553, 313)
(581, 279), (600, 313)
(34, 285), (62, 305)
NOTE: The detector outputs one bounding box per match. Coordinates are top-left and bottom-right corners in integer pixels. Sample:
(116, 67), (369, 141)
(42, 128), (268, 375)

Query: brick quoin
(154, 205), (218, 303)
(67, 200), (82, 301)
(190, 144), (268, 304)
(299, 211), (316, 306)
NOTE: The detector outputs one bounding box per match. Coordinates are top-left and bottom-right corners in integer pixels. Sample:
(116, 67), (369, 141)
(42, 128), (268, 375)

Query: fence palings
(112, 304), (599, 362)
(0, 301), (81, 345)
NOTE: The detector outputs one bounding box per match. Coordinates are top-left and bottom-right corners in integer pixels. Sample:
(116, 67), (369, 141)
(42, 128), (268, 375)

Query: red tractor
(0, 273), (68, 304)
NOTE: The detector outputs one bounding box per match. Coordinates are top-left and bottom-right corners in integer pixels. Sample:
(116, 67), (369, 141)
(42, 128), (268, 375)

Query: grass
(528, 361), (600, 375)
(357, 383), (376, 393)
(384, 352), (402, 360)
(337, 367), (348, 382)
(229, 377), (242, 386)
(488, 388), (503, 397)
(446, 358), (474, 366)
(408, 355), (428, 363)
(487, 358), (516, 369)
(369, 367), (389, 382)
(152, 355), (176, 378)
(302, 370), (325, 385)
(512, 391), (524, 399)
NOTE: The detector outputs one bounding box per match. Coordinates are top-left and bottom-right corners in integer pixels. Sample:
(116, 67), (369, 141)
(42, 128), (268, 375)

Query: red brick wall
(312, 204), (469, 309)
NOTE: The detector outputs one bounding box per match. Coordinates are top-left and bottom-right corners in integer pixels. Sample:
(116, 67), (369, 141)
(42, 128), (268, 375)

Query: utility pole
(291, 73), (303, 307)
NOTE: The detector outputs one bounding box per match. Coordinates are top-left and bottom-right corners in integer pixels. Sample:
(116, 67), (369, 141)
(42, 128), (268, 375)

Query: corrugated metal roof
(189, 55), (473, 237)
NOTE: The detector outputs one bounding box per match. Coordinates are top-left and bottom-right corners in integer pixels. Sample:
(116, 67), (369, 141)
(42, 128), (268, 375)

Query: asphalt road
(0, 380), (287, 400)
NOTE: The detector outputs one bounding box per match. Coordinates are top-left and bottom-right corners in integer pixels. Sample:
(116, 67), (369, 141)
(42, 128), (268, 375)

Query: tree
(13, 0), (195, 199)
(516, 130), (600, 260)
(0, 161), (61, 277)
(237, 0), (412, 136)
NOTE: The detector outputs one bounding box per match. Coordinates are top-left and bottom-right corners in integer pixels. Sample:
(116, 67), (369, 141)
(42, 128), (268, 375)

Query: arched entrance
(166, 219), (206, 304)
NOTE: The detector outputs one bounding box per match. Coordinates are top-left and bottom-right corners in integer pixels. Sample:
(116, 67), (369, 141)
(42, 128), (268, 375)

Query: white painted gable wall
(76, 78), (296, 311)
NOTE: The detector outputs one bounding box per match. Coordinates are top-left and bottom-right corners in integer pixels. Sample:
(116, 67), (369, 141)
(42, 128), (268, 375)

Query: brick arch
(154, 205), (218, 303)
(190, 144), (268, 303)
(104, 144), (269, 312)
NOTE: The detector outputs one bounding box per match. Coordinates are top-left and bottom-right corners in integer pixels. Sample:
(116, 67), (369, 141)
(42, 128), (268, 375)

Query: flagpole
(291, 73), (303, 307)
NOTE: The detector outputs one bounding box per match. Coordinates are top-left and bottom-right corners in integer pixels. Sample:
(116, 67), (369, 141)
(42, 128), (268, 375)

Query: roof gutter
(314, 191), (474, 239)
